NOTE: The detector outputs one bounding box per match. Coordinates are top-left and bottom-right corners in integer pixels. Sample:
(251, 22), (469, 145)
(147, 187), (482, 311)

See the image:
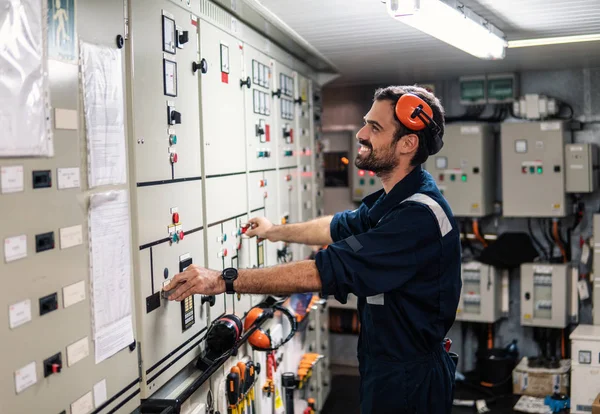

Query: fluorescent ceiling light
(385, 0), (507, 60)
(508, 33), (600, 48)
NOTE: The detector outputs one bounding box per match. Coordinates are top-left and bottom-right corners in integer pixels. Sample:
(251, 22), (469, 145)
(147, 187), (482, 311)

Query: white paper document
(67, 336), (90, 367)
(63, 280), (86, 308)
(71, 391), (94, 414)
(0, 0), (53, 157)
(4, 234), (27, 263)
(9, 299), (32, 329)
(89, 190), (134, 363)
(80, 42), (127, 187)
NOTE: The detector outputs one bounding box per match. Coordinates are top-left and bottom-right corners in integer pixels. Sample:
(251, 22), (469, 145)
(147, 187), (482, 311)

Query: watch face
(223, 268), (238, 280)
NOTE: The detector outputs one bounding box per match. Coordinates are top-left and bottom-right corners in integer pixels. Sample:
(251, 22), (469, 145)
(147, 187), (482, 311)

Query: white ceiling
(258, 0), (600, 85)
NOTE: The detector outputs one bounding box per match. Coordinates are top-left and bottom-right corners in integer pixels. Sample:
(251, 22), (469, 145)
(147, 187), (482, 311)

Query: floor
(320, 365), (523, 414)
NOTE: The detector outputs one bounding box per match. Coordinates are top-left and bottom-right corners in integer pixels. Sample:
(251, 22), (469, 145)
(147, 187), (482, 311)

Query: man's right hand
(245, 217), (276, 242)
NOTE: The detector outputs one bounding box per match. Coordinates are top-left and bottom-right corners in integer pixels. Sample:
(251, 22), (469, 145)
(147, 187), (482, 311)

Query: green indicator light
(529, 166), (535, 174)
(461, 174), (467, 182)
(359, 179), (365, 186)
(450, 174), (456, 181)
(537, 166), (543, 174)
(370, 179), (375, 185)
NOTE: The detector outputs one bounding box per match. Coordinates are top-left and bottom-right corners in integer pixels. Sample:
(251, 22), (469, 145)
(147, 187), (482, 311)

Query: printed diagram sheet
(80, 41), (127, 187)
(89, 190), (134, 363)
(0, 0), (53, 156)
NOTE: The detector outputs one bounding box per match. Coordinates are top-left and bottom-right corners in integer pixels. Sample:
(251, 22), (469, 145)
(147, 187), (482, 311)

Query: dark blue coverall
(315, 165), (462, 413)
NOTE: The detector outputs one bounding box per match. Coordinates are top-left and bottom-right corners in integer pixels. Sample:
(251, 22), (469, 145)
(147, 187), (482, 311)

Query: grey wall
(321, 67), (600, 372)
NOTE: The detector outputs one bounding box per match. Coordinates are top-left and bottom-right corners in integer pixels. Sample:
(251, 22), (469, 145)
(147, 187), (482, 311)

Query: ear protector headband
(395, 93), (443, 155)
(243, 304), (298, 352)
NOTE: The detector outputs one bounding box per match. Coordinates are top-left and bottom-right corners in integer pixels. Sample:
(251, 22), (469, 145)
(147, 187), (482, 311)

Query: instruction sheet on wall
(80, 41), (127, 187)
(89, 190), (133, 363)
(0, 0), (53, 157)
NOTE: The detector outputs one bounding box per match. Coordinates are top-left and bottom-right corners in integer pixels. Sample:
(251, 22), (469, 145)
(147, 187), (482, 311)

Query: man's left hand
(162, 264), (224, 301)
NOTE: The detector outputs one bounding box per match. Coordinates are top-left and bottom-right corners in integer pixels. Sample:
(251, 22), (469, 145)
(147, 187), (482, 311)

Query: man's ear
(399, 133), (419, 154)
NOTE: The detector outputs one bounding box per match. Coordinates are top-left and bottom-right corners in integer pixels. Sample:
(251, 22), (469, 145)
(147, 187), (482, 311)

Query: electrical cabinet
(520, 263), (573, 328)
(593, 214), (600, 326)
(244, 45), (276, 172)
(424, 123), (495, 217)
(570, 325), (600, 413)
(199, 20), (246, 176)
(352, 167), (383, 202)
(274, 62), (298, 169)
(456, 261), (503, 323)
(565, 143), (598, 193)
(501, 121), (569, 217)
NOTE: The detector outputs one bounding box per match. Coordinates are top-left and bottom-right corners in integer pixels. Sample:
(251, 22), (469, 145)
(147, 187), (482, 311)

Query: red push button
(173, 212), (179, 224)
(171, 153), (178, 163)
(179, 231), (184, 240)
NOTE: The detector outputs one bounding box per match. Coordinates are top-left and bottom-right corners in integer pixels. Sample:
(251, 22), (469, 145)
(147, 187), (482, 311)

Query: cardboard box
(592, 393), (600, 414)
(512, 357), (570, 397)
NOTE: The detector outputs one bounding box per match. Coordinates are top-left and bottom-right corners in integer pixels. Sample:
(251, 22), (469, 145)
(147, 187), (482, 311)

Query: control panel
(593, 214), (600, 325)
(128, 0), (208, 398)
(352, 168), (383, 202)
(570, 324), (600, 413)
(313, 86), (326, 217)
(456, 261), (503, 323)
(1, 0), (327, 411)
(0, 1), (140, 413)
(520, 263), (573, 328)
(245, 45), (276, 172)
(501, 121), (569, 217)
(424, 123), (495, 217)
(565, 143), (598, 193)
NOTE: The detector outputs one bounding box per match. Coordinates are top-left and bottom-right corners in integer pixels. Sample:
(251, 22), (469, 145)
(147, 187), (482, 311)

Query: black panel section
(35, 231), (55, 253)
(32, 170), (52, 188)
(43, 352), (62, 377)
(205, 171), (247, 179)
(137, 176), (202, 187)
(146, 327), (207, 375)
(146, 292), (161, 313)
(150, 247), (155, 294)
(39, 293), (58, 315)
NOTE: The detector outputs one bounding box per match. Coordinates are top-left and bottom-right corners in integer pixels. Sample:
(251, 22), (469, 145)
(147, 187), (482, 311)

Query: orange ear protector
(395, 93), (443, 154)
(244, 304), (297, 352)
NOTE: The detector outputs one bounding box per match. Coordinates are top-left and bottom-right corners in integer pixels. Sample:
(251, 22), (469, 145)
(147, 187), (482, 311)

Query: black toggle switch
(32, 170), (52, 189)
(44, 353), (62, 377)
(36, 231), (55, 253)
(272, 89), (282, 98)
(177, 30), (189, 46)
(193, 58), (208, 74)
(294, 96), (304, 105)
(201, 295), (216, 307)
(169, 109), (182, 125)
(240, 76), (251, 89)
(40, 293), (58, 316)
(473, 167), (480, 174)
(554, 165), (561, 172)
(255, 125), (265, 136)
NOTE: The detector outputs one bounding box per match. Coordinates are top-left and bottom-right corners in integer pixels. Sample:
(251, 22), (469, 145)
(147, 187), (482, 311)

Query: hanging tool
(303, 398), (316, 414)
(281, 372), (297, 414)
(263, 352), (276, 397)
(226, 371), (240, 414)
(236, 361), (248, 414)
(246, 361), (257, 414)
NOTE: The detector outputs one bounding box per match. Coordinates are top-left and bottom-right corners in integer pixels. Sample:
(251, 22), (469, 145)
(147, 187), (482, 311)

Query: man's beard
(355, 140), (399, 176)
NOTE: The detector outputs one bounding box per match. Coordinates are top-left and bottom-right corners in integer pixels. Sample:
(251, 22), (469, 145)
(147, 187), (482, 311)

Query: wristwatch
(222, 267), (238, 294)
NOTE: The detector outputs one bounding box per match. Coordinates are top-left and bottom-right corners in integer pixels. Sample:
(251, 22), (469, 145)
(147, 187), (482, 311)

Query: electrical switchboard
(520, 263), (573, 328)
(2, 0), (328, 410)
(424, 123), (495, 217)
(593, 214), (600, 326)
(565, 143), (598, 193)
(244, 45), (276, 172)
(456, 261), (503, 323)
(0, 1), (140, 412)
(199, 20), (246, 176)
(352, 167), (383, 202)
(501, 121), (569, 217)
(274, 62), (298, 170)
(127, 0), (209, 398)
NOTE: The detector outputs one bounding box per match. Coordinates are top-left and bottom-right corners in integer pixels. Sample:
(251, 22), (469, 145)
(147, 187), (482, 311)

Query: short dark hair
(373, 85), (445, 166)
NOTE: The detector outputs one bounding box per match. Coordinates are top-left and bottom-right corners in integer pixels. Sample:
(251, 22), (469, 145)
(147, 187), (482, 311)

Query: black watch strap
(225, 279), (235, 294)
